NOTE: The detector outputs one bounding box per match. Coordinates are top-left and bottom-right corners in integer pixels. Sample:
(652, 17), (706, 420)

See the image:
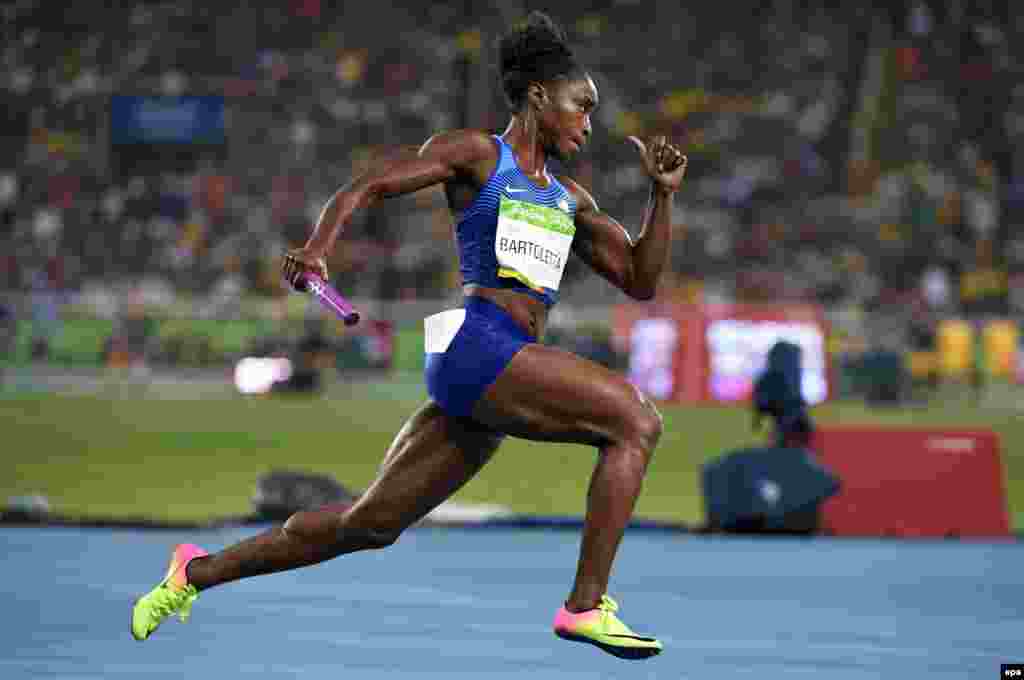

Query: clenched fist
(627, 136), (688, 193)
(281, 248), (329, 292)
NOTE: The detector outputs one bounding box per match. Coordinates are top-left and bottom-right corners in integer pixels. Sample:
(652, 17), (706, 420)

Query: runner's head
(499, 11), (597, 160)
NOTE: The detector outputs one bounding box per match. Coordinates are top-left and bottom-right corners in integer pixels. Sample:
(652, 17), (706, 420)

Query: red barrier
(812, 427), (1011, 538)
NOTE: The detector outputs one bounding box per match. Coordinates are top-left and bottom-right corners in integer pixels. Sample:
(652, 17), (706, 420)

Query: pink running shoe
(554, 595), (663, 660)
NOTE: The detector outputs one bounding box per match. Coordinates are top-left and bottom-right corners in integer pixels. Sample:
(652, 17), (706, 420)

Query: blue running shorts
(424, 296), (535, 418)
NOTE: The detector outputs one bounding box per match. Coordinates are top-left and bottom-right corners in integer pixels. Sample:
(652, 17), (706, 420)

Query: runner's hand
(627, 135), (688, 193)
(281, 247), (329, 292)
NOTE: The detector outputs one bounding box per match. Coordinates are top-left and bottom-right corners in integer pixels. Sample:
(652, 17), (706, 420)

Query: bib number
(495, 196), (575, 292)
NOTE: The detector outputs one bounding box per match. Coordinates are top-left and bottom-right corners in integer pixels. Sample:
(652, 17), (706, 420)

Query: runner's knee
(614, 392), (662, 454)
(283, 508), (404, 550)
(634, 399), (663, 452)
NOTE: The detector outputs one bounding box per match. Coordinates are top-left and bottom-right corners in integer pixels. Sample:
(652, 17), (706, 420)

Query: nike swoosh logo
(506, 185), (528, 193)
(604, 634), (659, 642)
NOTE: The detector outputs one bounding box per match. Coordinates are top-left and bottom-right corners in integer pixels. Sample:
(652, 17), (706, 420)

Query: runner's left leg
(469, 342), (663, 612)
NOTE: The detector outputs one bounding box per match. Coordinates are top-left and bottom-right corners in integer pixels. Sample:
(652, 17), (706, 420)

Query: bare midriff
(463, 283), (548, 340)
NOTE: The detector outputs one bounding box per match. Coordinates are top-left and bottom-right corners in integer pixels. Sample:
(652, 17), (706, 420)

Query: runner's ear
(527, 82), (547, 110)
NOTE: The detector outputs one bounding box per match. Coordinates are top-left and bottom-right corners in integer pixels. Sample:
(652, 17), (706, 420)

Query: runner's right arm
(282, 130), (495, 286)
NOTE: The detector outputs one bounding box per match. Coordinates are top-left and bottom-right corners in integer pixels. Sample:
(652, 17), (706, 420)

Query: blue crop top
(454, 135), (578, 307)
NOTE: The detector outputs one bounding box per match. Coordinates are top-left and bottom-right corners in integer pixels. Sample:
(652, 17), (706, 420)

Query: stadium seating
(1, 0), (1020, 354)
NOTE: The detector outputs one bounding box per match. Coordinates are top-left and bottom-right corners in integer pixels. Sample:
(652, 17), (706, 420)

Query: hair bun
(498, 11), (582, 108)
(500, 11), (574, 75)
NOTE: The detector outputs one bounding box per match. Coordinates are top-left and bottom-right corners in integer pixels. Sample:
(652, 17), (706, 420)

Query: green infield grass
(2, 375), (1022, 528)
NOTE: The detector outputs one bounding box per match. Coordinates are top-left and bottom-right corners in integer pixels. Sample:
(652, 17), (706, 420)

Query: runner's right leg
(132, 402), (502, 639)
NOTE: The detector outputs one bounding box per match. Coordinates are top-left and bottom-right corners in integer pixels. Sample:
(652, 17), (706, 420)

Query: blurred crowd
(1, 0), (1021, 330)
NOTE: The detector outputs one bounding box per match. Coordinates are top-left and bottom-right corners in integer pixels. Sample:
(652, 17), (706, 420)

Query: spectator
(753, 341), (815, 449)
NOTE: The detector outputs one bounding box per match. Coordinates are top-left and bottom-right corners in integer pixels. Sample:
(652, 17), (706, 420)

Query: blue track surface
(4, 526), (1022, 678)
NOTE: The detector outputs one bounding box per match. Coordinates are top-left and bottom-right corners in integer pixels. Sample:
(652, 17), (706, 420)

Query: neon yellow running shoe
(131, 543), (208, 641)
(553, 595), (663, 660)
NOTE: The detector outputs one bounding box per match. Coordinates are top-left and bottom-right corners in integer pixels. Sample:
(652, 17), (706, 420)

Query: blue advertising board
(110, 96), (226, 145)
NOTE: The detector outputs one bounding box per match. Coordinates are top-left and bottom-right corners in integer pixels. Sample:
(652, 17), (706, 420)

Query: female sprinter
(132, 12), (687, 660)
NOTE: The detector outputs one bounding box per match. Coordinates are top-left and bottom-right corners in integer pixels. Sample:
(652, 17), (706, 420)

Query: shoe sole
(130, 598), (149, 641)
(555, 630), (662, 660)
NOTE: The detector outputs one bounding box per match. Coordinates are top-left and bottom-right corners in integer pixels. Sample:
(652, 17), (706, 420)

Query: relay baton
(294, 271), (360, 326)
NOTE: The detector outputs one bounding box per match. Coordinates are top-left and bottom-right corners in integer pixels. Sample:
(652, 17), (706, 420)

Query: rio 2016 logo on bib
(495, 196), (575, 292)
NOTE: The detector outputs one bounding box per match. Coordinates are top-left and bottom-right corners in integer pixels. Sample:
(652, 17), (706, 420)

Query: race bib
(495, 196), (575, 292)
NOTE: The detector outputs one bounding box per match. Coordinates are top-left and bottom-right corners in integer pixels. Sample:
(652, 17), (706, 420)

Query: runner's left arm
(563, 136), (687, 301)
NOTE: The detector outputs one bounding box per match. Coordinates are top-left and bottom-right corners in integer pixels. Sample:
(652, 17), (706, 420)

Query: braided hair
(498, 11), (586, 110)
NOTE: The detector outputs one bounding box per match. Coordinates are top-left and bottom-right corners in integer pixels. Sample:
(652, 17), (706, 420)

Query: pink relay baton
(294, 271), (360, 326)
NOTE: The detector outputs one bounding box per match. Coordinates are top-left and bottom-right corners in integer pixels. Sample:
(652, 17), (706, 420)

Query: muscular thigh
(345, 401), (504, 531)
(471, 342), (657, 446)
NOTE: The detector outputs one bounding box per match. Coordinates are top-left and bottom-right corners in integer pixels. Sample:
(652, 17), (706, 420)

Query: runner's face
(538, 75), (597, 161)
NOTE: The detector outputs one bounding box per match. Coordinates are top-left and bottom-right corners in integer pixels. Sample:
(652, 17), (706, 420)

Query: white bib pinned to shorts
(423, 309), (466, 354)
